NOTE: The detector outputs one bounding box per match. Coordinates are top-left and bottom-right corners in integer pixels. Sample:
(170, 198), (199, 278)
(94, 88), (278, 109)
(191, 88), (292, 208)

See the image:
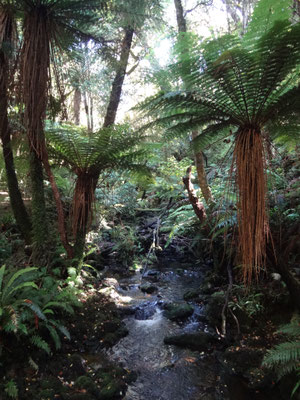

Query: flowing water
(106, 263), (228, 400)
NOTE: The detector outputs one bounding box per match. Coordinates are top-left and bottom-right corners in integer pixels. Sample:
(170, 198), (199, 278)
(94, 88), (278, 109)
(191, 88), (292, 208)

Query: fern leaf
(30, 335), (51, 355)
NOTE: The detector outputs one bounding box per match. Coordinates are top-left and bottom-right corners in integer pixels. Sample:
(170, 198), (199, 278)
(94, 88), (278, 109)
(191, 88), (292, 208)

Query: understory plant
(0, 265), (78, 358)
(263, 315), (300, 397)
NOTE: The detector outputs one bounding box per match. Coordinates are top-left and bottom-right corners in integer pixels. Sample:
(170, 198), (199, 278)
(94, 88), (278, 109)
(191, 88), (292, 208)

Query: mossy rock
(96, 368), (126, 399)
(39, 389), (56, 399)
(103, 325), (129, 347)
(164, 332), (216, 351)
(183, 289), (200, 301)
(39, 376), (65, 393)
(164, 302), (193, 321)
(69, 394), (96, 400)
(74, 376), (100, 398)
(99, 380), (125, 399)
(205, 291), (225, 326)
(139, 282), (158, 294)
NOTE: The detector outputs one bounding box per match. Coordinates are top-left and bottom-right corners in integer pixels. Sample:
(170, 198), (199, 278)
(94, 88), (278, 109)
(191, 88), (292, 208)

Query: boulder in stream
(164, 332), (216, 351)
(139, 282), (158, 294)
(164, 302), (194, 321)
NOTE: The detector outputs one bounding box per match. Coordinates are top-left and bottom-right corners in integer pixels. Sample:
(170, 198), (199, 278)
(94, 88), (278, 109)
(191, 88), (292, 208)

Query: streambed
(106, 263), (227, 400)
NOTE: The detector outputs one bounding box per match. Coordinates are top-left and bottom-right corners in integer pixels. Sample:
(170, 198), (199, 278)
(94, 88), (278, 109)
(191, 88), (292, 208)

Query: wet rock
(164, 332), (216, 351)
(117, 305), (136, 316)
(135, 302), (157, 320)
(139, 282), (158, 294)
(144, 269), (159, 277)
(164, 302), (194, 321)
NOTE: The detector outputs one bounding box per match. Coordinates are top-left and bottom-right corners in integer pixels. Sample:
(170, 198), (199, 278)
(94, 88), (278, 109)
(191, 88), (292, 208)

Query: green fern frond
(263, 341), (300, 366)
(46, 324), (61, 350)
(23, 302), (47, 321)
(30, 335), (51, 355)
(43, 301), (74, 315)
(4, 380), (18, 399)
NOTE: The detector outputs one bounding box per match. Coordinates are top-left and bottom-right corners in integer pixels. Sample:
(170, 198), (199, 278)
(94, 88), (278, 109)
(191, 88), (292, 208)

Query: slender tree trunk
(103, 27), (134, 127)
(90, 96), (94, 132)
(192, 131), (214, 204)
(182, 167), (207, 224)
(83, 92), (91, 131)
(0, 28), (32, 243)
(174, 0), (214, 205)
(73, 88), (81, 125)
(42, 152), (73, 258)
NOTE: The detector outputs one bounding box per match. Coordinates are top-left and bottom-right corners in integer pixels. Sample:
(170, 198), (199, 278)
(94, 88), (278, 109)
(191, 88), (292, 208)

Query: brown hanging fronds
(21, 7), (50, 156)
(233, 129), (269, 284)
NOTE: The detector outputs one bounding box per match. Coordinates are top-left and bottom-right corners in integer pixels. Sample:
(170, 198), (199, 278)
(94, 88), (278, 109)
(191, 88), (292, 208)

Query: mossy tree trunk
(29, 150), (48, 258)
(0, 24), (32, 243)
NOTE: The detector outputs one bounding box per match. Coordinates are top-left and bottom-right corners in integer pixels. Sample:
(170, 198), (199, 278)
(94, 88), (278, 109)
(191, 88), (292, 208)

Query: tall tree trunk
(73, 88), (81, 125)
(0, 16), (32, 243)
(174, 0), (214, 206)
(103, 27), (134, 127)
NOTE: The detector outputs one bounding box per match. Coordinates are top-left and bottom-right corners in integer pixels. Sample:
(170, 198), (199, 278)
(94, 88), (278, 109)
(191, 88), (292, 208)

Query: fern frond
(263, 341), (300, 366)
(46, 324), (61, 350)
(30, 335), (51, 355)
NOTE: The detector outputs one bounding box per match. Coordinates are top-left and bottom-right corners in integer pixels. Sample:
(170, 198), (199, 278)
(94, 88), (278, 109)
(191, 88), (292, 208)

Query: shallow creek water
(106, 264), (227, 400)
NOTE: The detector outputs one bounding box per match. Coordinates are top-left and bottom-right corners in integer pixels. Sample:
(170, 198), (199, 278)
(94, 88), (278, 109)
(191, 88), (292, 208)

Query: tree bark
(42, 151), (73, 258)
(103, 27), (134, 127)
(182, 167), (207, 224)
(0, 29), (32, 243)
(73, 88), (81, 125)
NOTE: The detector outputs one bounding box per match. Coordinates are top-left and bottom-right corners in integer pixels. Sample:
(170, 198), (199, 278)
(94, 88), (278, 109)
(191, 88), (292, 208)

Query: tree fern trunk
(29, 150), (48, 260)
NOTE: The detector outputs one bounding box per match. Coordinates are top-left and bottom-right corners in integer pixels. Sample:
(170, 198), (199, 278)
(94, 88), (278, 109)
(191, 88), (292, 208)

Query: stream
(105, 262), (228, 400)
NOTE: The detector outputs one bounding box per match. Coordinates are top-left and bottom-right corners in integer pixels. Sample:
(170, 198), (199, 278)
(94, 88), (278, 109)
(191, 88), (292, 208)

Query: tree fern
(140, 19), (300, 283)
